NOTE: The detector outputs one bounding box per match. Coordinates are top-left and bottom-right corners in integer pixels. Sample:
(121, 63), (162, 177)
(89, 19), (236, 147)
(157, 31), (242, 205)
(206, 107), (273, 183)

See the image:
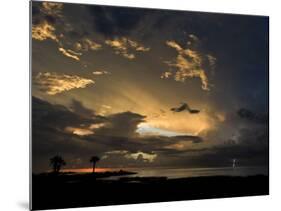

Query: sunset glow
(61, 168), (116, 173)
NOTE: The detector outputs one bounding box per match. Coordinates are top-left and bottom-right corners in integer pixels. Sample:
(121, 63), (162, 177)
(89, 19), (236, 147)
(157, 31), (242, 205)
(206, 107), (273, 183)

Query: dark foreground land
(32, 172), (269, 210)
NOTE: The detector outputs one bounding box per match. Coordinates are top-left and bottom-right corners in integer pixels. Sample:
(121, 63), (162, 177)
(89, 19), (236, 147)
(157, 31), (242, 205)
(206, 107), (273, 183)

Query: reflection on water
(105, 166), (268, 180)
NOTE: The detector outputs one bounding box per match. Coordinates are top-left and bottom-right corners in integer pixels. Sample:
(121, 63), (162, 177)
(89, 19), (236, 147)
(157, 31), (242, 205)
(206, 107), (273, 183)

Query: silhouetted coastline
(32, 172), (269, 210)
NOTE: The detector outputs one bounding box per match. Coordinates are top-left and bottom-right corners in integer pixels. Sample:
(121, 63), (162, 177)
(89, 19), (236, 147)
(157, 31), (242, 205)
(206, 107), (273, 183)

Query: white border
(1, 0), (280, 211)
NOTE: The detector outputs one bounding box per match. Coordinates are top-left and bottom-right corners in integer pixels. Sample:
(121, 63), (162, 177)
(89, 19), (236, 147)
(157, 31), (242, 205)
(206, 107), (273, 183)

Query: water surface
(104, 166), (268, 180)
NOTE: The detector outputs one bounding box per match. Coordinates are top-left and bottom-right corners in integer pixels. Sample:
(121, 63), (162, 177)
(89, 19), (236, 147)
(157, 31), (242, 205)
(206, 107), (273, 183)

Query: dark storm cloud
(203, 15), (268, 111)
(32, 96), (95, 130)
(237, 108), (268, 124)
(152, 124), (268, 168)
(187, 109), (269, 168)
(82, 134), (203, 168)
(198, 127), (268, 167)
(32, 96), (107, 172)
(70, 99), (96, 118)
(32, 2), (63, 25)
(166, 135), (202, 143)
(95, 111), (146, 137)
(32, 97), (268, 171)
(87, 5), (147, 37)
(32, 3), (40, 18)
(32, 3), (45, 25)
(32, 97), (204, 172)
(146, 9), (268, 112)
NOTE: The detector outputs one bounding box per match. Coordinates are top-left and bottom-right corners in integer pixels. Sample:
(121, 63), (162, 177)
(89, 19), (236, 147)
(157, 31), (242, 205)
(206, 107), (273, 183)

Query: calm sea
(105, 166), (268, 180)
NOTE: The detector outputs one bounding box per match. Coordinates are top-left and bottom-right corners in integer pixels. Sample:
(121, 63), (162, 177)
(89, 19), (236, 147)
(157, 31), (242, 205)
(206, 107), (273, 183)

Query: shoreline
(33, 165), (268, 179)
(32, 174), (269, 210)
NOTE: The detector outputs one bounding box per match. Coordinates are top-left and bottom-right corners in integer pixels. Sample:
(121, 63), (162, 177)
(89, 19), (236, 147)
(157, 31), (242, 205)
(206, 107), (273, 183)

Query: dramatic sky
(31, 1), (269, 173)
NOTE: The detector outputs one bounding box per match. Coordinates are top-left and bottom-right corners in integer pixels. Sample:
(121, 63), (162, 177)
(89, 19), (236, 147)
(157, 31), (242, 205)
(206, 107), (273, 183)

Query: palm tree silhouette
(50, 155), (66, 173)
(90, 156), (100, 173)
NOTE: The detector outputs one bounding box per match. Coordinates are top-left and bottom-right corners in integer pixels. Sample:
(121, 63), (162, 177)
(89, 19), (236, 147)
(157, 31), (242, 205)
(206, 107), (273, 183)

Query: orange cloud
(160, 71), (172, 79)
(32, 2), (63, 42)
(75, 38), (102, 52)
(105, 37), (150, 59)
(92, 70), (110, 75)
(41, 2), (63, 16)
(164, 40), (216, 91)
(103, 150), (157, 163)
(34, 72), (94, 95)
(124, 151), (157, 163)
(32, 21), (58, 42)
(65, 127), (94, 136)
(58, 47), (81, 61)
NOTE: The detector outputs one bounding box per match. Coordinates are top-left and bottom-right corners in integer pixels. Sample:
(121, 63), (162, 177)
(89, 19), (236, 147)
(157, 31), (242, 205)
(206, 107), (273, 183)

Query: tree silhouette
(90, 156), (100, 173)
(50, 155), (66, 173)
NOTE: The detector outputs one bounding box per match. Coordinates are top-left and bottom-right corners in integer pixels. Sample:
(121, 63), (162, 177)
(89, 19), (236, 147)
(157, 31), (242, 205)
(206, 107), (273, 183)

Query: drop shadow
(17, 201), (29, 210)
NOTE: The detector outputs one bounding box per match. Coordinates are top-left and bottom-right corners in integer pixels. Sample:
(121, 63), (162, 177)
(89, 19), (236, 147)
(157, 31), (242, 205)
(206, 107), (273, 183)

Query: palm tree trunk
(93, 163), (96, 173)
